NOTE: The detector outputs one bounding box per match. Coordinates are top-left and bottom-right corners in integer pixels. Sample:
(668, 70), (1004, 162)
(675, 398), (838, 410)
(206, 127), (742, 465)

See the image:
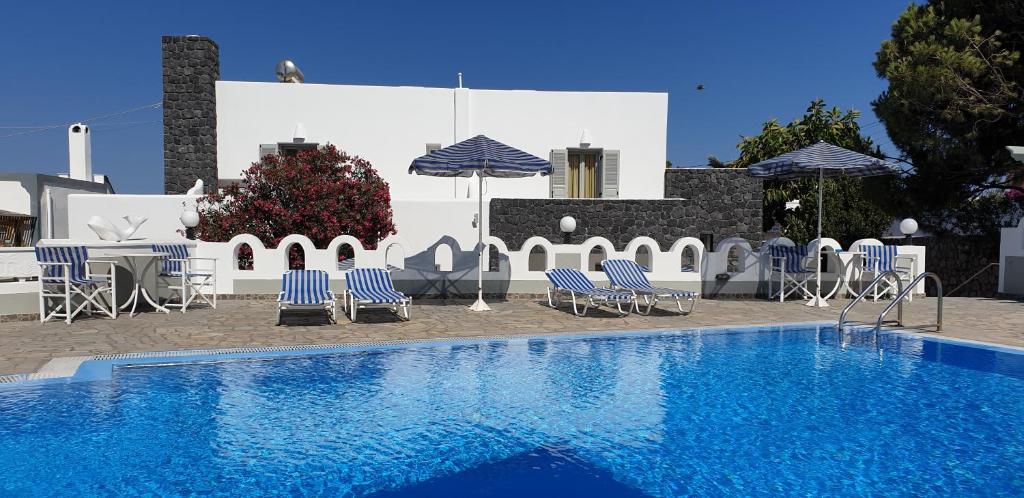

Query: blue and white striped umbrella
(747, 141), (899, 179)
(747, 141), (900, 308)
(408, 135), (550, 312)
(408, 135), (552, 178)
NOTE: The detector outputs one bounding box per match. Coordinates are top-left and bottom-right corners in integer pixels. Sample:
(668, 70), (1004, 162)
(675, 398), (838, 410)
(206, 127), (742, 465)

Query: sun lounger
(277, 269), (336, 325)
(545, 268), (634, 317)
(601, 259), (698, 315)
(343, 268), (412, 321)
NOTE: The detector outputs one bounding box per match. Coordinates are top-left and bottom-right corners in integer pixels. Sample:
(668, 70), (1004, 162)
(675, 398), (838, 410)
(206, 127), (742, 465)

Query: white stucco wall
(1000, 218), (1024, 295)
(67, 194), (197, 242)
(391, 199), (483, 254)
(216, 82), (668, 200)
(0, 181), (34, 216)
(465, 89), (668, 199)
(62, 193), (484, 256)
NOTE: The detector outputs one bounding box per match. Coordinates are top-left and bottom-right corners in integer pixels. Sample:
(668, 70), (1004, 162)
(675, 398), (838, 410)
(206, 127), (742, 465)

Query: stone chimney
(68, 123), (93, 181)
(162, 35), (219, 194)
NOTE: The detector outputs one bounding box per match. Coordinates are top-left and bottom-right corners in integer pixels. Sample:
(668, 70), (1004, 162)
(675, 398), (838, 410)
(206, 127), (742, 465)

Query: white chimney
(68, 123), (93, 181)
(292, 122), (307, 143)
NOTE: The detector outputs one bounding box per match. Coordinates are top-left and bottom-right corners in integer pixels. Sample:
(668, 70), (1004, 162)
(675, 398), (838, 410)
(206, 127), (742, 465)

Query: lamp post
(559, 215), (576, 244)
(180, 203), (200, 240)
(899, 218), (918, 245)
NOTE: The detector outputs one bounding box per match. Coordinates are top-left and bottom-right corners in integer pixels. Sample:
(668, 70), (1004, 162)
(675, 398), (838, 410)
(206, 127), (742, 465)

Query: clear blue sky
(0, 0), (910, 193)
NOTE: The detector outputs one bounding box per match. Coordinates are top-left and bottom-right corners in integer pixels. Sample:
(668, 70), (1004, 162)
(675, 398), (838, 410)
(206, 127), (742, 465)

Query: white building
(0, 123), (114, 246)
(216, 82), (668, 201)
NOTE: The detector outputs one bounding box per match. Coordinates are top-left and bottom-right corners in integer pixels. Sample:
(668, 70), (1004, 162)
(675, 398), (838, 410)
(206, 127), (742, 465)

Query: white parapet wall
(0, 233), (928, 318)
(64, 194), (486, 254)
(67, 194), (199, 242)
(195, 233), (928, 299)
(1000, 219), (1024, 296)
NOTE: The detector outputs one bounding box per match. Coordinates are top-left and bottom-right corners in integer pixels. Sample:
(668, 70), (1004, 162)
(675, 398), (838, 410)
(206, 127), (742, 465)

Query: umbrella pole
(807, 167), (829, 307)
(470, 170), (491, 311)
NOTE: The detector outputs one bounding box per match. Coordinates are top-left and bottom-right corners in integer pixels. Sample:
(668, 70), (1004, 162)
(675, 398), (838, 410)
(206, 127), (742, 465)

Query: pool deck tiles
(0, 296), (1021, 377)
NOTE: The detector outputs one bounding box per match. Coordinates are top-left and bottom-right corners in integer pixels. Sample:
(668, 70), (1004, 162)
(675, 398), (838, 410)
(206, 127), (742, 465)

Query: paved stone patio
(0, 296), (1021, 376)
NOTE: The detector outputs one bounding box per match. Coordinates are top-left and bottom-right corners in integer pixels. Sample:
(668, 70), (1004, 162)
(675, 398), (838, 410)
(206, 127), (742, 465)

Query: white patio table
(104, 251), (170, 317)
(821, 250), (866, 300)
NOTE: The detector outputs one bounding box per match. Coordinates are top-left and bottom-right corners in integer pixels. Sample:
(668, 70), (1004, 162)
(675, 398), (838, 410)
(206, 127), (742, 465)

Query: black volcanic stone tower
(162, 35), (219, 194)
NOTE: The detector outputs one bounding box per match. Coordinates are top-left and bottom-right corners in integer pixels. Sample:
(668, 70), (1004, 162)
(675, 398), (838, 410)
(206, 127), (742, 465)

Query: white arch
(226, 233), (266, 250)
(384, 243), (407, 270)
(369, 235), (412, 270)
(226, 234), (266, 272)
(478, 236), (511, 272)
(760, 236), (796, 253)
(669, 236), (706, 255)
(325, 235), (364, 273)
(623, 236), (661, 255)
(579, 236), (615, 272)
(622, 236), (659, 270)
(848, 238), (883, 253)
(713, 236), (753, 254)
(433, 243), (454, 272)
(325, 235), (367, 259)
(808, 237), (843, 253)
(713, 237), (754, 275)
(668, 236), (706, 274)
(480, 235), (511, 255)
(519, 236), (556, 273)
(277, 234), (317, 271)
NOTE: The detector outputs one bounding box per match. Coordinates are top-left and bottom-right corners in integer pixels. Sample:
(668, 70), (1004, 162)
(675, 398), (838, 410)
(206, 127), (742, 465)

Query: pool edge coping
(2, 321), (1022, 388)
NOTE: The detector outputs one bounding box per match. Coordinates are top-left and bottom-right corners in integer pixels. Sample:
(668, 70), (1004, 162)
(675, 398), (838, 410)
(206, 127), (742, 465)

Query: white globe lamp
(180, 208), (200, 240)
(559, 216), (577, 243)
(899, 218), (918, 245)
(559, 216), (576, 234)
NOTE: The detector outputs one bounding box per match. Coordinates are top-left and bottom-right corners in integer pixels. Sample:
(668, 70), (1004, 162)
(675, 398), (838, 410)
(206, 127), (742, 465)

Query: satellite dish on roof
(275, 60), (304, 83)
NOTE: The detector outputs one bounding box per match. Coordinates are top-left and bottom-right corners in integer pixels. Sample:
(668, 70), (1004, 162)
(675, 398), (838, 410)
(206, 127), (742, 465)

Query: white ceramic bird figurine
(186, 179), (204, 195)
(86, 215), (148, 241)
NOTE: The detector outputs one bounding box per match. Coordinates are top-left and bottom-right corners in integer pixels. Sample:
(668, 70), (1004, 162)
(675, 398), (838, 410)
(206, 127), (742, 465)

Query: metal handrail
(838, 271), (903, 328)
(948, 263), (998, 296)
(875, 272), (942, 331)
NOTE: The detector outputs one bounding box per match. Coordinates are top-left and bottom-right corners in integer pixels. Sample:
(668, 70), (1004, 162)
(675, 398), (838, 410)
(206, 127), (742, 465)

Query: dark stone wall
(664, 167), (762, 231)
(917, 235), (1000, 297)
(489, 168), (764, 250)
(163, 35), (219, 194)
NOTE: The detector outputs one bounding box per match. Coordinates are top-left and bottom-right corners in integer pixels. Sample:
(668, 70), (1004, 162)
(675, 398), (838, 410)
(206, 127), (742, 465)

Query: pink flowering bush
(195, 145), (396, 268)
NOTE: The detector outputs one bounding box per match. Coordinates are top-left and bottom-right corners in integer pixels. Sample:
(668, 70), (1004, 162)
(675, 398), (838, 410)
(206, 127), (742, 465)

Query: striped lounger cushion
(279, 270), (334, 305)
(545, 268), (633, 301)
(346, 268), (408, 304)
(601, 259), (697, 298)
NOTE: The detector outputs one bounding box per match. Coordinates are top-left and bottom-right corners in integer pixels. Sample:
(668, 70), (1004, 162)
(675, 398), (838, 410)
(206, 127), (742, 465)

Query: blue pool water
(2, 325), (1024, 497)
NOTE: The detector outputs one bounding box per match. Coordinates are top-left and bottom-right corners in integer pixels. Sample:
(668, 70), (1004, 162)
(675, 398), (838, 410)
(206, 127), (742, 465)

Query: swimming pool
(2, 324), (1023, 497)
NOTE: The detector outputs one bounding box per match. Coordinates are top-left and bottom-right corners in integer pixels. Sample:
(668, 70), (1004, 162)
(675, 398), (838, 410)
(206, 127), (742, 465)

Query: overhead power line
(0, 102), (161, 139)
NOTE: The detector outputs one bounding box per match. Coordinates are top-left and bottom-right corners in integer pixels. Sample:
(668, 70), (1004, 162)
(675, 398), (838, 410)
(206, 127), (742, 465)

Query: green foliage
(707, 155), (730, 168)
(730, 99), (895, 246)
(921, 191), (1023, 236)
(873, 0), (1024, 221)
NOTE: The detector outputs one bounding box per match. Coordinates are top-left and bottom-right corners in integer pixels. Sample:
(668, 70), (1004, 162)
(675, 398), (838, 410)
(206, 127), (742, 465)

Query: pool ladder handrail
(838, 271), (903, 328)
(874, 272), (942, 331)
